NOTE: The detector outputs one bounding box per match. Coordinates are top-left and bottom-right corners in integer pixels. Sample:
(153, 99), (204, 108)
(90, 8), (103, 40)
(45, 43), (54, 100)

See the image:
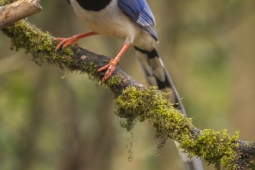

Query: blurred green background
(0, 0), (255, 170)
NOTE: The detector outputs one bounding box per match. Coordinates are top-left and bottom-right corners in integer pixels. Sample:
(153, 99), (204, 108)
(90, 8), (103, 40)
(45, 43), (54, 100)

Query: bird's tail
(134, 46), (204, 170)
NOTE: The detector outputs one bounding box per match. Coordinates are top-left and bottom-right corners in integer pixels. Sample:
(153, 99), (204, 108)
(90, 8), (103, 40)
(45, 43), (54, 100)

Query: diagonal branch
(0, 0), (42, 29)
(2, 19), (255, 170)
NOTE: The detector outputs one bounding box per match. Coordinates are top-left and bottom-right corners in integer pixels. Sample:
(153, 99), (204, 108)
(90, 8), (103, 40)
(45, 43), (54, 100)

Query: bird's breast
(69, 0), (154, 51)
(70, 0), (136, 40)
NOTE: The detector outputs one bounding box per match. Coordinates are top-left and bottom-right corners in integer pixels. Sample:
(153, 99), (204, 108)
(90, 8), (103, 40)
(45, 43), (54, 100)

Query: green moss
(2, 20), (74, 70)
(115, 86), (240, 170)
(83, 62), (100, 81)
(115, 86), (193, 148)
(250, 160), (255, 169)
(2, 20), (125, 89)
(181, 129), (239, 170)
(106, 73), (122, 86)
(0, 0), (7, 6)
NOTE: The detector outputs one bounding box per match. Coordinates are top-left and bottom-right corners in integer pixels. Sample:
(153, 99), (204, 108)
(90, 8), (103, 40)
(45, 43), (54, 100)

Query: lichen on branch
(2, 20), (74, 68)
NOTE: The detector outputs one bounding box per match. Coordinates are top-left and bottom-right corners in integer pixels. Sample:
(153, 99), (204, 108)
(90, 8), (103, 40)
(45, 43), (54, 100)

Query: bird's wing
(117, 0), (158, 41)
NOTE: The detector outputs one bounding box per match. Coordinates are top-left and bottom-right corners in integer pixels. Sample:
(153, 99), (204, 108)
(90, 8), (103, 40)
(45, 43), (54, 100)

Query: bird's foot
(55, 32), (97, 50)
(97, 59), (118, 82)
(97, 43), (130, 82)
(55, 36), (79, 50)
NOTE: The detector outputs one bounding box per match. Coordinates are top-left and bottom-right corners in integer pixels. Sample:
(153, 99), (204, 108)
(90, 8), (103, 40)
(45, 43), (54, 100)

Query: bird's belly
(70, 0), (137, 40)
(69, 0), (155, 50)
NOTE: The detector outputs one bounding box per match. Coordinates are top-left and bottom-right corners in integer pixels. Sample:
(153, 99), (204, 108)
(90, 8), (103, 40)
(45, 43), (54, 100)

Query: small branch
(2, 20), (255, 170)
(0, 0), (42, 29)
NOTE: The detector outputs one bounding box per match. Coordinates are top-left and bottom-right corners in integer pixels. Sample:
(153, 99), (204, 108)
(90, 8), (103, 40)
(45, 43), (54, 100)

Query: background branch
(0, 0), (42, 29)
(2, 19), (255, 170)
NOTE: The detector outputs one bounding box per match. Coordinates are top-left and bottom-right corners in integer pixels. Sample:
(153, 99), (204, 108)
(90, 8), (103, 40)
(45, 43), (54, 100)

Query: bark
(0, 0), (42, 29)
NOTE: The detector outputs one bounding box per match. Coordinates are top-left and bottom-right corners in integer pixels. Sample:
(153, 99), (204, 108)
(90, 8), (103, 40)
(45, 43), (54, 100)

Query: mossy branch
(2, 19), (255, 170)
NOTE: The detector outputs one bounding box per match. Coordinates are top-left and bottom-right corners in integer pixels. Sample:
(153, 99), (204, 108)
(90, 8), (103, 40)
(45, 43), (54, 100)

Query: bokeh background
(0, 0), (255, 170)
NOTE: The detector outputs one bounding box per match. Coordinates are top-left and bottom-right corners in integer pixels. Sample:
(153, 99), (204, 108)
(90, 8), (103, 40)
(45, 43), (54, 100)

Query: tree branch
(0, 0), (42, 29)
(2, 18), (255, 170)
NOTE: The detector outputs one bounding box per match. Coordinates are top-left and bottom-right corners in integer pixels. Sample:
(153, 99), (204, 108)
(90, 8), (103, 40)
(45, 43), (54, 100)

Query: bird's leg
(98, 43), (130, 82)
(55, 32), (97, 50)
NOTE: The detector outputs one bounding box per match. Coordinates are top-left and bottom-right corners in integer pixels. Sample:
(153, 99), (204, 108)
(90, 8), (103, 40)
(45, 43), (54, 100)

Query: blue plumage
(117, 0), (158, 41)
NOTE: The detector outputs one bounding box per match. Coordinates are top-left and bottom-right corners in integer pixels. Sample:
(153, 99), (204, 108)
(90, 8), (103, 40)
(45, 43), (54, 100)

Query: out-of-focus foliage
(0, 0), (254, 170)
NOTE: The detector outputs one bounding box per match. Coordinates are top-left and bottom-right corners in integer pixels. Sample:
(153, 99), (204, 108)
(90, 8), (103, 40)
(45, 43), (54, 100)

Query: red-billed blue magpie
(57, 0), (204, 169)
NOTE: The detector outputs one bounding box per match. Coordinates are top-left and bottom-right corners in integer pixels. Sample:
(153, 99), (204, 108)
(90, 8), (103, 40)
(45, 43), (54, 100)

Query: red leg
(55, 32), (97, 50)
(98, 43), (130, 82)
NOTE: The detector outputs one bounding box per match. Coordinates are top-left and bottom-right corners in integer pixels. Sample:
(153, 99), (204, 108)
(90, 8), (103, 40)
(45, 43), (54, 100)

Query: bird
(57, 0), (204, 169)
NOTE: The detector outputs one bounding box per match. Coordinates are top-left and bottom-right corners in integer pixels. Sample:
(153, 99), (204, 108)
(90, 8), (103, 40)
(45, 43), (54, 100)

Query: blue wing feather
(118, 0), (158, 41)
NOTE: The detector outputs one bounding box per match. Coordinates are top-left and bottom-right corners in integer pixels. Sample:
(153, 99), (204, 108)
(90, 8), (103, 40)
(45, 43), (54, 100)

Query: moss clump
(115, 86), (240, 170)
(105, 73), (122, 86)
(115, 86), (193, 149)
(2, 20), (74, 69)
(115, 86), (192, 134)
(181, 129), (240, 170)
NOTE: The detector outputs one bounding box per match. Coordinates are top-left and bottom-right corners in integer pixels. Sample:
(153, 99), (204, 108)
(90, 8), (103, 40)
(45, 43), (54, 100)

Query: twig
(0, 0), (42, 29)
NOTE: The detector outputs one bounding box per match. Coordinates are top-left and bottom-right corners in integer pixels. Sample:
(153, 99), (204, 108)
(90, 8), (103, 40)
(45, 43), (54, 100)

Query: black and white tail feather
(135, 46), (203, 170)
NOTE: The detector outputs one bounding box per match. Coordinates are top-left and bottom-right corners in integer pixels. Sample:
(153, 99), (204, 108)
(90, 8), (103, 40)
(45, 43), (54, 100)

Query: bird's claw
(55, 36), (79, 50)
(98, 61), (117, 82)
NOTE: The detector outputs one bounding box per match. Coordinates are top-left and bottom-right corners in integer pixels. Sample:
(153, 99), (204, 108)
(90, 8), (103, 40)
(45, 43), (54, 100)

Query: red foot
(98, 59), (117, 82)
(55, 36), (79, 50)
(97, 43), (130, 82)
(55, 32), (97, 50)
